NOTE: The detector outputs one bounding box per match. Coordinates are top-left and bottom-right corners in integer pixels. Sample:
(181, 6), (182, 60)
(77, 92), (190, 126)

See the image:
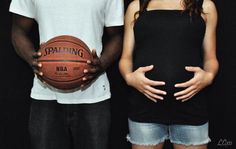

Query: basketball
(38, 35), (92, 90)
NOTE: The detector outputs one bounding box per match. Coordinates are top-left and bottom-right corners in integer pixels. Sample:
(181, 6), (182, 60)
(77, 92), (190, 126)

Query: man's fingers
(88, 58), (100, 66)
(33, 52), (42, 58)
(87, 50), (100, 66)
(82, 75), (94, 81)
(32, 61), (38, 67)
(84, 68), (98, 74)
(33, 69), (43, 76)
(40, 42), (46, 47)
(80, 82), (91, 88)
(91, 49), (99, 59)
(32, 61), (42, 68)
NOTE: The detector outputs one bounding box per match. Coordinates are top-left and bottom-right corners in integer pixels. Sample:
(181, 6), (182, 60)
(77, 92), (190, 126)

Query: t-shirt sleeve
(104, 0), (124, 27)
(9, 0), (36, 19)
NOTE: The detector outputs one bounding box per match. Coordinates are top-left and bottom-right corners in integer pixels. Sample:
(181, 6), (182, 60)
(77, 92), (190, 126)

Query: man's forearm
(100, 28), (123, 71)
(12, 24), (36, 66)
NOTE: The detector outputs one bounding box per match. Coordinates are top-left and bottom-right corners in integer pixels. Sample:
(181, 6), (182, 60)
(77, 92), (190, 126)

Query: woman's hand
(125, 65), (166, 102)
(174, 66), (215, 102)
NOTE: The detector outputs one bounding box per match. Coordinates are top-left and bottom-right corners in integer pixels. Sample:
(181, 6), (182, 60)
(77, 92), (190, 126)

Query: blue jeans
(29, 99), (111, 149)
(127, 119), (211, 146)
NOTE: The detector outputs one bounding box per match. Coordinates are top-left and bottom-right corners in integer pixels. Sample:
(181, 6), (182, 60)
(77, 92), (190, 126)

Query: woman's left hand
(174, 66), (214, 102)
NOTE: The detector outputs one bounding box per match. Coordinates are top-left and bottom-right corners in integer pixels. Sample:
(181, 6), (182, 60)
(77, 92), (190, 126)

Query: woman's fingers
(144, 85), (167, 96)
(181, 93), (196, 102)
(143, 89), (164, 101)
(143, 93), (157, 103)
(174, 86), (196, 97)
(145, 78), (165, 86)
(139, 65), (154, 72)
(175, 78), (195, 88)
(176, 89), (198, 101)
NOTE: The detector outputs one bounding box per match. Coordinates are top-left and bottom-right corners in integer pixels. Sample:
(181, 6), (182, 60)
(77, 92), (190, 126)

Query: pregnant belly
(133, 52), (203, 94)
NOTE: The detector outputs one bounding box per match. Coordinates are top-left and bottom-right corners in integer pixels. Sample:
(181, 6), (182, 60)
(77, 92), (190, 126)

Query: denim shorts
(127, 119), (211, 146)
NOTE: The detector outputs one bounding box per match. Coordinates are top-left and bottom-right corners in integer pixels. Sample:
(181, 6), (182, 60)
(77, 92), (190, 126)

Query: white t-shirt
(9, 0), (124, 104)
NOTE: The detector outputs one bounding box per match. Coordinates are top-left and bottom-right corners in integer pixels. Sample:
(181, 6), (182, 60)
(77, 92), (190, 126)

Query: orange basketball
(38, 35), (92, 90)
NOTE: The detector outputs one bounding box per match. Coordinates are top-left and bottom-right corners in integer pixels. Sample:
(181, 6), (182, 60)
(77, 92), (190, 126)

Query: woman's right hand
(125, 65), (167, 102)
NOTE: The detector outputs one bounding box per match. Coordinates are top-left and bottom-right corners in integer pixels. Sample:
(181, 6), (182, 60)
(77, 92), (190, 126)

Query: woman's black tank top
(129, 0), (208, 125)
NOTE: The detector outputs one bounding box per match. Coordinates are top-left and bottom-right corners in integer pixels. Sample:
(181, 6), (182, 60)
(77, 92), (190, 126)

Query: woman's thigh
(169, 123), (210, 149)
(127, 119), (168, 149)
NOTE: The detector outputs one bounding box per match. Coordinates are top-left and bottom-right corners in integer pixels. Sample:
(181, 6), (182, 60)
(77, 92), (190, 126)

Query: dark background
(0, 0), (235, 149)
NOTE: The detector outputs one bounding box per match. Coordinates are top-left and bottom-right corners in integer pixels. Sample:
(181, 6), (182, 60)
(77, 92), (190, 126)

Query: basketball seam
(38, 60), (88, 63)
(43, 75), (85, 83)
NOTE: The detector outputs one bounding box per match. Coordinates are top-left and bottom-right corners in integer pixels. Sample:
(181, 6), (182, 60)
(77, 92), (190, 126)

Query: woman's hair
(135, 0), (203, 19)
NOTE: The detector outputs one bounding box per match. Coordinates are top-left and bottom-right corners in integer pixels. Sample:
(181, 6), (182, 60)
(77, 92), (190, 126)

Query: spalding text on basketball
(43, 47), (84, 57)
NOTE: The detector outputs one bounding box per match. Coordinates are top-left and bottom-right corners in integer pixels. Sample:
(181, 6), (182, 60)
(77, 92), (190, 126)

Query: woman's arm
(174, 0), (219, 102)
(202, 0), (219, 82)
(119, 0), (166, 102)
(119, 1), (137, 80)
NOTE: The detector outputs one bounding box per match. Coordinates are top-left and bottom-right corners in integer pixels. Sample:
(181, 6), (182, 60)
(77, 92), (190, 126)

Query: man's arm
(12, 14), (42, 75)
(83, 26), (123, 84)
(100, 26), (124, 70)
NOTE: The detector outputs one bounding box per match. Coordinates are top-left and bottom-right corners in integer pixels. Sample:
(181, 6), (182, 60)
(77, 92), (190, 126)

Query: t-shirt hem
(30, 94), (56, 100)
(30, 93), (111, 104)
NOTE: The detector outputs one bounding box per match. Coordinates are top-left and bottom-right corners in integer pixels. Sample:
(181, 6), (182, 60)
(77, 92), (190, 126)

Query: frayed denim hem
(126, 135), (168, 146)
(170, 137), (211, 146)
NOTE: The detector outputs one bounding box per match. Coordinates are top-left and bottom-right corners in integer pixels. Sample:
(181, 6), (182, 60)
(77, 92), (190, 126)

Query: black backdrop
(0, 0), (235, 149)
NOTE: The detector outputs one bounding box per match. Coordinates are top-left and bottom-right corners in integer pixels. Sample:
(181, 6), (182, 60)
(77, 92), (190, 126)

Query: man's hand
(81, 49), (104, 87)
(81, 26), (123, 88)
(31, 52), (43, 76)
